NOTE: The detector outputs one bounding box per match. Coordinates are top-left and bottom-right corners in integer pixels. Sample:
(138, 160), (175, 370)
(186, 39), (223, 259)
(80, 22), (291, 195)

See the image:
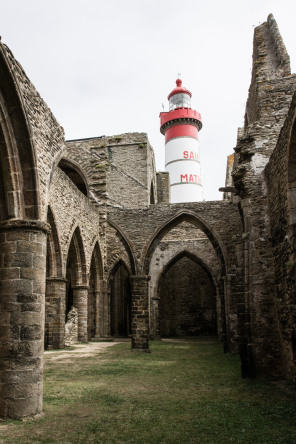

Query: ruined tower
(160, 78), (203, 203)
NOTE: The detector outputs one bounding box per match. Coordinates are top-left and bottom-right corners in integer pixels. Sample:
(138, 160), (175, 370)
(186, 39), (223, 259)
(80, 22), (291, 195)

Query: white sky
(0, 0), (295, 200)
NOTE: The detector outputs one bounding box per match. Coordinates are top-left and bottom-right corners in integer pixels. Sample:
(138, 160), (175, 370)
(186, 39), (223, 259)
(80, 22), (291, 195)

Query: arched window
(58, 158), (88, 196)
(150, 181), (155, 204)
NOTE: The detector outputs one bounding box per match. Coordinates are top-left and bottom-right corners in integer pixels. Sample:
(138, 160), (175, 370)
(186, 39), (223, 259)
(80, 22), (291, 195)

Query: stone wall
(49, 167), (104, 274)
(65, 133), (157, 209)
(232, 15), (296, 378)
(265, 93), (296, 381)
(156, 172), (170, 204)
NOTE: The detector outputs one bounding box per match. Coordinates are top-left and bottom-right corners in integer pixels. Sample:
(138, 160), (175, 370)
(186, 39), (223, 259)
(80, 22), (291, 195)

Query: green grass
(1, 338), (295, 443)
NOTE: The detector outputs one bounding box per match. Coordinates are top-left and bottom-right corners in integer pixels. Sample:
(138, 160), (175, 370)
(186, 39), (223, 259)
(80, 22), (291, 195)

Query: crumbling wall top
(253, 14), (290, 82)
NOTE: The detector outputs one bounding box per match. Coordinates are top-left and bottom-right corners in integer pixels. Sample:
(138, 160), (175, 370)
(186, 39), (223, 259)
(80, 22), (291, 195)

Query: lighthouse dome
(168, 78), (192, 111)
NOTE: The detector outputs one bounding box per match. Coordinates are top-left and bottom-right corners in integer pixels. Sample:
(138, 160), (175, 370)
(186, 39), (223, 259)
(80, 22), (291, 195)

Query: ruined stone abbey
(0, 14), (295, 419)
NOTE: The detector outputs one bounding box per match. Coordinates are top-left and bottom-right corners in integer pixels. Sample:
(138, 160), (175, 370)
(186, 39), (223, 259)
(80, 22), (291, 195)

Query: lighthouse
(160, 78), (203, 203)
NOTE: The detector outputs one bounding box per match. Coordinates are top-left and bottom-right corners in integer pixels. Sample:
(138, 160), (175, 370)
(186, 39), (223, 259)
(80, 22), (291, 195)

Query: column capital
(72, 284), (89, 291)
(46, 277), (67, 283)
(0, 219), (51, 234)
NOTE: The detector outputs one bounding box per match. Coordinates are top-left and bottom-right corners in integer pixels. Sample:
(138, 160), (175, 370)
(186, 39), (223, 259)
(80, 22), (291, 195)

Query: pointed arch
(65, 226), (87, 318)
(88, 241), (104, 340)
(89, 238), (104, 278)
(143, 211), (227, 275)
(157, 250), (217, 337)
(150, 181), (155, 204)
(107, 220), (137, 274)
(156, 250), (218, 292)
(108, 260), (131, 337)
(0, 47), (40, 220)
(46, 206), (63, 278)
(144, 211), (228, 349)
(44, 206), (65, 349)
(58, 158), (89, 197)
(63, 226), (88, 342)
(66, 226), (87, 286)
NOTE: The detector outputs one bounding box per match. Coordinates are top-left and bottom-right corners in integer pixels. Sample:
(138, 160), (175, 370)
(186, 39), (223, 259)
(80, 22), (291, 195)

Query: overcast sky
(0, 0), (295, 200)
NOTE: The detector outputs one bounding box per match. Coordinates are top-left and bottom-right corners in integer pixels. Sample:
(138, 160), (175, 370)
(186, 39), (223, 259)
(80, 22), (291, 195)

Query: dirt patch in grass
(45, 340), (119, 362)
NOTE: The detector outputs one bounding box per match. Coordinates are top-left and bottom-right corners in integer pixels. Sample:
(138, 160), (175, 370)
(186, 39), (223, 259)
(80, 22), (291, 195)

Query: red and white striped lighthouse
(160, 78), (203, 203)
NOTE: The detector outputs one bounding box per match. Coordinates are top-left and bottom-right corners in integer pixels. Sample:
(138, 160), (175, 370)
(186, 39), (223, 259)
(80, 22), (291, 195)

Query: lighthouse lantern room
(160, 78), (203, 203)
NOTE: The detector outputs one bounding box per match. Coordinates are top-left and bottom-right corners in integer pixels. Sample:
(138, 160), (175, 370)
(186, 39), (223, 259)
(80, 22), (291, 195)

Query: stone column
(45, 277), (67, 349)
(0, 219), (49, 419)
(130, 275), (150, 352)
(72, 284), (89, 342)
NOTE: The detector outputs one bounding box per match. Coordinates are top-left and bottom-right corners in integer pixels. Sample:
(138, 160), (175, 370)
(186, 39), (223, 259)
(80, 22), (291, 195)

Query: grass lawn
(0, 338), (295, 443)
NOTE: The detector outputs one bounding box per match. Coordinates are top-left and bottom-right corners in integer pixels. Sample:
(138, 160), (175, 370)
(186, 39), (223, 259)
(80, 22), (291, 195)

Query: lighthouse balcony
(160, 108), (202, 134)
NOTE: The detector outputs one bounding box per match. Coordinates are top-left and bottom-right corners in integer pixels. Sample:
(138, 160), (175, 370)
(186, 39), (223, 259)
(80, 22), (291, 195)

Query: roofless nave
(0, 14), (295, 419)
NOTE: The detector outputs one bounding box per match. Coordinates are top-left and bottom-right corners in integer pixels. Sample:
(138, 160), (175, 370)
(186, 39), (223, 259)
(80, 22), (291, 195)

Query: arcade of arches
(44, 215), (225, 350)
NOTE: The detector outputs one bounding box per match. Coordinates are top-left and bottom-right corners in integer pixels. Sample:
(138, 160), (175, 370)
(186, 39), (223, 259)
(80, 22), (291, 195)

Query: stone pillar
(130, 275), (150, 352)
(0, 219), (49, 419)
(72, 284), (89, 342)
(45, 277), (67, 349)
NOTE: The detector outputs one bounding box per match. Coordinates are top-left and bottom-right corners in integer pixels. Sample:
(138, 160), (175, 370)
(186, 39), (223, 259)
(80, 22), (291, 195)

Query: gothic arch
(0, 48), (40, 220)
(65, 226), (87, 318)
(156, 250), (218, 291)
(156, 250), (218, 337)
(44, 206), (65, 349)
(108, 260), (132, 337)
(144, 211), (228, 349)
(58, 158), (89, 197)
(107, 220), (137, 275)
(89, 239), (104, 279)
(88, 241), (104, 340)
(150, 181), (155, 204)
(143, 211), (227, 275)
(66, 226), (87, 286)
(65, 226), (88, 342)
(46, 206), (63, 278)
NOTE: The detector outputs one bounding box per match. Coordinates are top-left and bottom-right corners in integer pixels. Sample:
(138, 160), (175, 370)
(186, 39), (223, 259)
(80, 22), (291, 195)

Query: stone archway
(144, 212), (227, 349)
(109, 261), (131, 337)
(88, 242), (104, 341)
(65, 226), (88, 343)
(158, 252), (217, 338)
(45, 206), (65, 349)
